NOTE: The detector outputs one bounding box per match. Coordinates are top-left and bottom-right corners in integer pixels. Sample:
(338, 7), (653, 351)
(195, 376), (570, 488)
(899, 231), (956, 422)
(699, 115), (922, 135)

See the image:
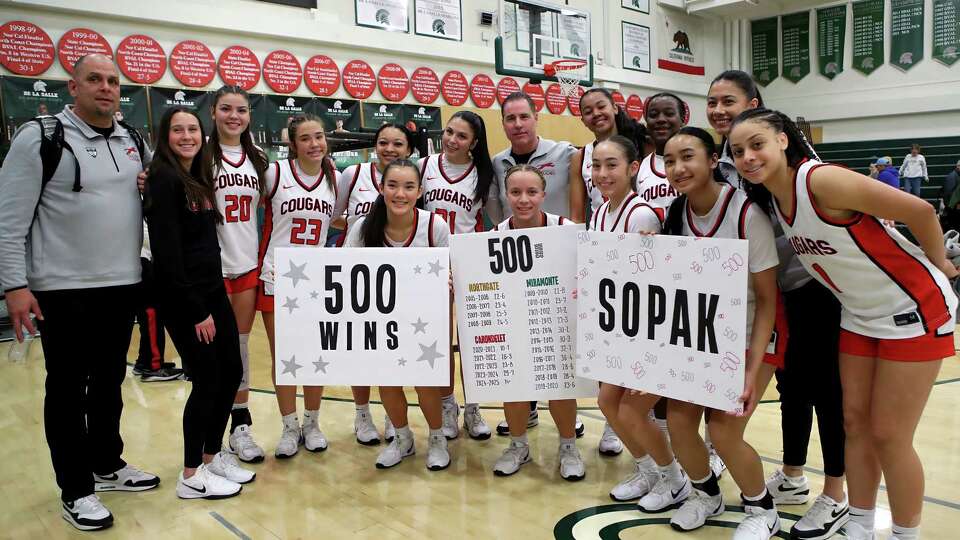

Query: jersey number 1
(433, 209), (457, 234)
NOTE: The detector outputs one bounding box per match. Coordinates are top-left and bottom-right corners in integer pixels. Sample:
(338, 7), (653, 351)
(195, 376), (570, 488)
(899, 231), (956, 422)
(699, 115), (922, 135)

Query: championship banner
(259, 93), (312, 146)
(310, 97), (361, 132)
(656, 9), (705, 76)
(1, 76), (67, 141)
(451, 226), (597, 403)
(356, 0), (410, 33)
(362, 101), (404, 128)
(414, 0), (462, 41)
(118, 85), (150, 141)
(781, 11), (811, 83)
(275, 247), (451, 386)
(147, 87), (214, 135)
(575, 232), (748, 413)
(751, 17), (779, 86)
(933, 0), (959, 66)
(817, 5), (846, 79)
(891, 0), (924, 70)
(852, 0), (885, 74)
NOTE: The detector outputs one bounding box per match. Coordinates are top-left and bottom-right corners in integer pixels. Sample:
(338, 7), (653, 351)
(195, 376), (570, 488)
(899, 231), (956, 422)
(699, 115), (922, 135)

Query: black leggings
(163, 287), (242, 468)
(776, 280), (845, 477)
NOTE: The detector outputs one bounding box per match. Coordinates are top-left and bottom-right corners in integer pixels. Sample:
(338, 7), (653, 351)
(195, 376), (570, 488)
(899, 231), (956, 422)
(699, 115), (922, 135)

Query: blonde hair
(504, 164), (546, 190)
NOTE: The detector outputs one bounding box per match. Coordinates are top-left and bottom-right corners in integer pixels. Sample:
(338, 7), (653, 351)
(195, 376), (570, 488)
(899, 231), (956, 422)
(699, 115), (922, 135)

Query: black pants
(136, 258), (166, 371)
(163, 286), (241, 468)
(776, 280), (845, 477)
(35, 284), (137, 502)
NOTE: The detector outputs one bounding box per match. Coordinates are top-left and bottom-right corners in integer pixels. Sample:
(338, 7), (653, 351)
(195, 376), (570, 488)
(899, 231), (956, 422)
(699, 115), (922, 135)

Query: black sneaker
(496, 409), (540, 436)
(133, 361), (176, 376)
(141, 366), (183, 382)
(62, 495), (113, 531)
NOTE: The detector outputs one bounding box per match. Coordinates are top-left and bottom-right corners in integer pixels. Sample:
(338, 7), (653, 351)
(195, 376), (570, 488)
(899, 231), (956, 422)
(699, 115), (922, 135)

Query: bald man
(0, 54), (158, 531)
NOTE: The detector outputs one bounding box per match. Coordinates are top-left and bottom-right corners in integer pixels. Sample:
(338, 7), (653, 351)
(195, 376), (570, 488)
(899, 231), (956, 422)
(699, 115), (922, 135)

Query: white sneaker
(670, 489), (725, 532)
(302, 421), (328, 452)
(842, 521), (876, 540)
(790, 493), (850, 540)
(228, 424), (266, 463)
(62, 494), (113, 531)
(766, 469), (810, 505)
(207, 451), (256, 484)
(376, 433), (415, 469)
(493, 441), (531, 476)
(354, 409), (381, 445)
(176, 463), (242, 500)
(638, 471), (691, 512)
(496, 409), (539, 436)
(463, 404), (492, 440)
(426, 433), (451, 471)
(384, 415), (396, 442)
(733, 504), (780, 540)
(275, 418), (302, 459)
(441, 400), (460, 439)
(708, 444), (726, 479)
(599, 422), (623, 456)
(945, 230), (960, 258)
(558, 443), (585, 481)
(93, 464), (160, 492)
(609, 461), (660, 501)
(575, 417), (585, 438)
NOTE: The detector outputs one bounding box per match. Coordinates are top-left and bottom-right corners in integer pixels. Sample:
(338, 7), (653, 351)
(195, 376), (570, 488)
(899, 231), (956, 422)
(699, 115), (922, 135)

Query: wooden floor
(2, 316), (959, 539)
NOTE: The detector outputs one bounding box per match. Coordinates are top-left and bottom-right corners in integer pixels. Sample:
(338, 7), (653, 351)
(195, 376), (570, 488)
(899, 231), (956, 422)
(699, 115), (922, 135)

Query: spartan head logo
(333, 100), (343, 109)
(432, 19), (445, 35)
(632, 0), (641, 6)
(375, 9), (390, 25)
(418, 107), (426, 115)
(33, 80), (47, 92)
(824, 62), (839, 74)
(759, 70), (770, 81)
(861, 57), (875, 69)
(174, 90), (186, 101)
(899, 52), (914, 64)
(944, 46), (958, 58)
(672, 31), (691, 54)
(790, 66), (802, 78)
(570, 43), (582, 57)
(285, 97), (296, 107)
(633, 56), (644, 68)
(379, 104), (388, 113)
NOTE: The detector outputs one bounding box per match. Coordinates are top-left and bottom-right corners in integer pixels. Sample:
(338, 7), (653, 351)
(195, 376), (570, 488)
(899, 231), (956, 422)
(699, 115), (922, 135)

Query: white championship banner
(275, 247), (451, 386)
(575, 232), (748, 412)
(451, 226), (597, 403)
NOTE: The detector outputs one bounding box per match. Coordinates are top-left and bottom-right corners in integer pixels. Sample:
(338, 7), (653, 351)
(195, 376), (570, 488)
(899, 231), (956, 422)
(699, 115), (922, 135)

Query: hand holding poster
(575, 232), (747, 412)
(275, 247), (450, 386)
(451, 226), (596, 403)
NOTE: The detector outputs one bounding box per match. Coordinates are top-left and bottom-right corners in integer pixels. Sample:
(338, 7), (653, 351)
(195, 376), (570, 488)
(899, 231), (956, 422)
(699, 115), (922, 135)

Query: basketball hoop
(544, 59), (587, 97)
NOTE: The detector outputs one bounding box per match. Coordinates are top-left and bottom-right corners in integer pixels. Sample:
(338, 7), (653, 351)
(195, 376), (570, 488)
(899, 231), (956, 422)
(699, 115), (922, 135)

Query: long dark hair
(151, 107), (220, 223)
(709, 70), (764, 153)
(662, 126), (771, 235)
(287, 113), (336, 189)
(579, 88), (649, 157)
(361, 159), (422, 247)
(208, 85), (268, 196)
(374, 122), (415, 164)
(730, 108), (820, 169)
(449, 110), (494, 203)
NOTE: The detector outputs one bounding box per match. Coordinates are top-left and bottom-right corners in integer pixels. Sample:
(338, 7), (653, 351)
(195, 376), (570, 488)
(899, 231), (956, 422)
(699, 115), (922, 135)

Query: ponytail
(359, 159), (421, 247)
(663, 195), (687, 236)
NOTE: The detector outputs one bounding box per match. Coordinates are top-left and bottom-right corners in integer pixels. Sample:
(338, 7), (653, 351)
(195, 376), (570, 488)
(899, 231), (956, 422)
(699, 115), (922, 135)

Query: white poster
(415, 0), (462, 41)
(451, 226), (596, 403)
(657, 8), (706, 76)
(575, 232), (748, 412)
(622, 21), (652, 73)
(514, 5), (556, 55)
(557, 14), (590, 59)
(275, 247), (450, 386)
(356, 0), (410, 33)
(622, 0), (650, 14)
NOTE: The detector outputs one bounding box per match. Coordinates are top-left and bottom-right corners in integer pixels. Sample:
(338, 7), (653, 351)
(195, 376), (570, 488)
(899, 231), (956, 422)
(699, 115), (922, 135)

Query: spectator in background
(899, 143), (928, 197)
(943, 160), (960, 231)
(941, 159), (960, 209)
(874, 157), (900, 190)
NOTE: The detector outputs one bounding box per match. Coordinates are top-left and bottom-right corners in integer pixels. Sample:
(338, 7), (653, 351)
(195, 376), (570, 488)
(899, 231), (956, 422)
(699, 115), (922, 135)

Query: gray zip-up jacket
(0, 105), (149, 292)
(488, 137), (576, 223)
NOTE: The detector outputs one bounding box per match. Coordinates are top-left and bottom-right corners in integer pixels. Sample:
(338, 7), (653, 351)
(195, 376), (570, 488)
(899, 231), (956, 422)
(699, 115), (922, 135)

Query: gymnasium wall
(742, 0), (959, 143)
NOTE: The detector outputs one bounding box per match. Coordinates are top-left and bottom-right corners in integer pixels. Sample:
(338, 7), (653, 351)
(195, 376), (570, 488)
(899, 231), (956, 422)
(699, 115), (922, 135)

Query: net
(545, 59), (587, 97)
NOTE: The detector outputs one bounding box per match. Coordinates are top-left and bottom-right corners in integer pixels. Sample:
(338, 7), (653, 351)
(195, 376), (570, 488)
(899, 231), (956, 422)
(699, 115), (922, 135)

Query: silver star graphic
(282, 297), (299, 314)
(281, 355), (302, 376)
(313, 356), (329, 373)
(427, 259), (444, 276)
(397, 357), (407, 366)
(416, 340), (443, 369)
(282, 260), (310, 287)
(413, 265), (423, 274)
(310, 291), (319, 299)
(411, 317), (429, 334)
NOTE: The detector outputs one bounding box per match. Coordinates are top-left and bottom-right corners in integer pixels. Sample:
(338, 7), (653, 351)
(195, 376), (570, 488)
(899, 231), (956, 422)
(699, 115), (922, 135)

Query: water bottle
(7, 333), (33, 363)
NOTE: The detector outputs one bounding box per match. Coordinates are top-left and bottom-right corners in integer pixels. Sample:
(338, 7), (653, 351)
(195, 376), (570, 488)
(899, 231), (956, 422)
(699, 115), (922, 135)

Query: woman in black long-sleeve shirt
(145, 108), (252, 499)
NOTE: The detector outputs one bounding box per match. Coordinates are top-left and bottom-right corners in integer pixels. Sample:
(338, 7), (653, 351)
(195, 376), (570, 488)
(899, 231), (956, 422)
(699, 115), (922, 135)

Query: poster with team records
(781, 11), (810, 83)
(853, 0), (885, 74)
(274, 247), (451, 386)
(890, 0), (924, 70)
(751, 17), (779, 85)
(415, 0), (461, 41)
(575, 232), (748, 413)
(356, 0), (409, 33)
(932, 0), (960, 66)
(451, 226), (596, 403)
(817, 5), (846, 79)
(621, 21), (651, 73)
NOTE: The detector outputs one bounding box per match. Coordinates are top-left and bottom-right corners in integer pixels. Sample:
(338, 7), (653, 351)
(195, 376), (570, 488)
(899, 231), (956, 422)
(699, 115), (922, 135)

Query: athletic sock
(465, 402), (479, 412)
(397, 425), (413, 439)
(743, 488), (775, 510)
(302, 409), (320, 427)
(355, 403), (370, 413)
(692, 472), (721, 497)
(849, 505), (876, 532)
(512, 434), (529, 447)
(657, 459), (683, 485)
(559, 436), (575, 447)
(281, 412), (299, 429)
(230, 403), (252, 433)
(441, 394), (457, 406)
(428, 428), (444, 438)
(891, 523), (919, 540)
(636, 454), (656, 471)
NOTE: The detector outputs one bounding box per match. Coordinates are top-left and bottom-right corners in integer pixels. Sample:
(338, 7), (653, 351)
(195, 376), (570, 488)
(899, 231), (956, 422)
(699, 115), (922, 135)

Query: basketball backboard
(495, 0), (593, 87)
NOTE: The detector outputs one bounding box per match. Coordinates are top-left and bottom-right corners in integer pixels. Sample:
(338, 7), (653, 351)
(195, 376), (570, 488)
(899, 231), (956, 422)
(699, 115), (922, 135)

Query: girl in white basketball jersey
(257, 114), (347, 459)
(730, 109), (958, 540)
(635, 93), (687, 216)
(421, 111), (495, 441)
(336, 123), (416, 446)
(656, 127), (781, 538)
(207, 86), (271, 464)
(342, 160), (453, 471)
(489, 164), (585, 480)
(570, 88), (649, 223)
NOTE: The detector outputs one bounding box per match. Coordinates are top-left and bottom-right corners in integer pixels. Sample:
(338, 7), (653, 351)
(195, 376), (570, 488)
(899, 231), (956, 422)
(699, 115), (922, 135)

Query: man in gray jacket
(0, 54), (159, 531)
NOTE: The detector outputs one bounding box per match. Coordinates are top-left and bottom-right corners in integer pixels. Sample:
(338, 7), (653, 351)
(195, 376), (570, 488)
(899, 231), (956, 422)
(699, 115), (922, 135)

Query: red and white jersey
(495, 211), (576, 230)
(635, 153), (678, 217)
(589, 192), (662, 233)
(338, 162), (382, 220)
(343, 208), (449, 248)
(775, 159), (957, 339)
(214, 144), (262, 276)
(420, 153), (484, 234)
(259, 159), (345, 284)
(680, 184), (779, 341)
(580, 143), (605, 214)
